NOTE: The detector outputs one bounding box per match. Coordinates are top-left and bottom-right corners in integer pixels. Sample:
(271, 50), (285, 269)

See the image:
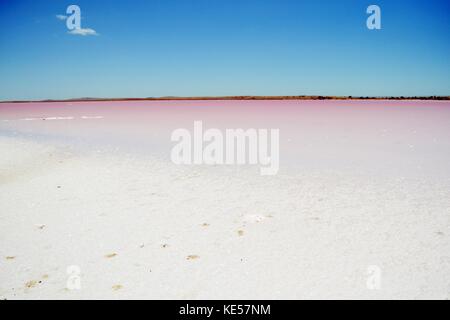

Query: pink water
(1, 99), (450, 178)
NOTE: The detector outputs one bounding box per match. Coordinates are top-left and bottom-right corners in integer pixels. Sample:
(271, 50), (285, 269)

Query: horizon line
(1, 95), (450, 104)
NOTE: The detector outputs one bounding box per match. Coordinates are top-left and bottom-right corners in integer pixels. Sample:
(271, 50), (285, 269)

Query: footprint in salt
(25, 280), (38, 289)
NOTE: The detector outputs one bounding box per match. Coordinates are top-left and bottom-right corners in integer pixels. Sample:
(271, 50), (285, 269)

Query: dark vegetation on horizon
(1, 95), (449, 103)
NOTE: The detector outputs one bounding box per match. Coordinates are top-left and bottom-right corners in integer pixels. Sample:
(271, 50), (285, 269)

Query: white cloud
(68, 28), (99, 36)
(56, 14), (67, 20)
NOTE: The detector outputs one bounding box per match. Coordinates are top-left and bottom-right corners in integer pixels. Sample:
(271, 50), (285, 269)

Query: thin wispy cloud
(68, 28), (99, 36)
(56, 14), (67, 20)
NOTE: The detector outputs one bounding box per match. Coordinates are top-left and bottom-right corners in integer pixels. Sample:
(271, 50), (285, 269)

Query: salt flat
(0, 100), (449, 299)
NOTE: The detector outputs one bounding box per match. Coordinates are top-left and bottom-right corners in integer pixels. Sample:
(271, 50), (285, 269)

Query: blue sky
(0, 0), (448, 100)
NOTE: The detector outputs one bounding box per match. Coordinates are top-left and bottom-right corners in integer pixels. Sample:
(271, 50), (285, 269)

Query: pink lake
(1, 99), (450, 178)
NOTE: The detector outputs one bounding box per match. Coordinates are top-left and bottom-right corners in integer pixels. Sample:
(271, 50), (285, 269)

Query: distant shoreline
(1, 95), (449, 103)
